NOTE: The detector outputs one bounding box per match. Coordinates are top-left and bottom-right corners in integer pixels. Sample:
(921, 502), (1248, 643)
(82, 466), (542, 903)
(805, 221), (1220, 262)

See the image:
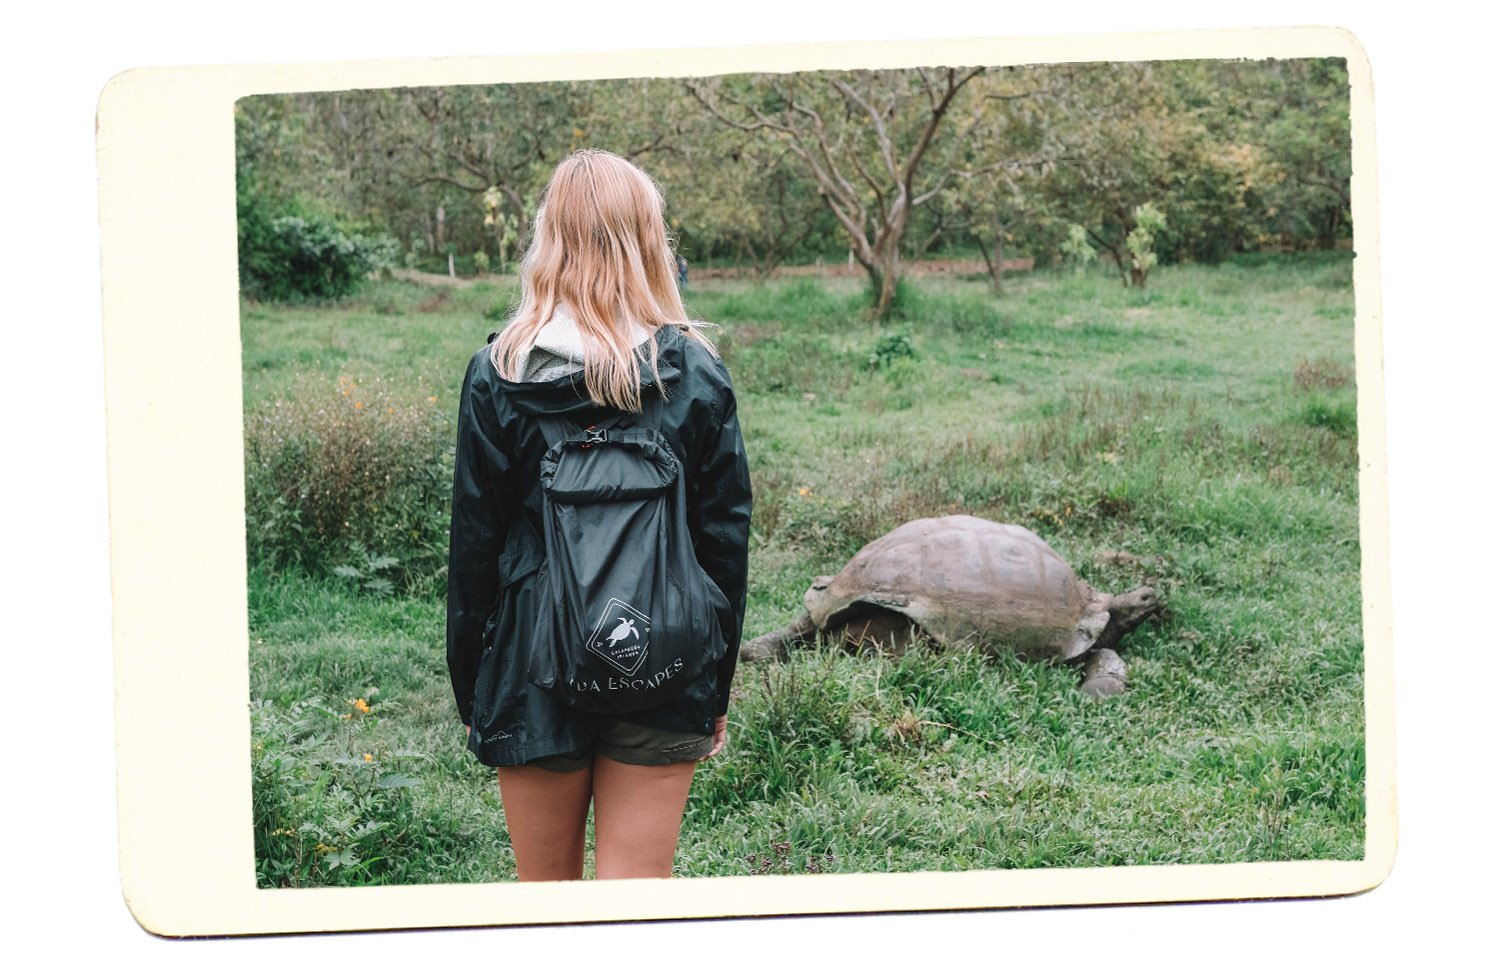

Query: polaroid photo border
(97, 26), (1391, 936)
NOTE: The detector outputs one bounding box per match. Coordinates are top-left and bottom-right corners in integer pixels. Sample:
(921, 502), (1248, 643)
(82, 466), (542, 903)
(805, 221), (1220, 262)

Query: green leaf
(325, 848), (358, 869)
(376, 772), (420, 789)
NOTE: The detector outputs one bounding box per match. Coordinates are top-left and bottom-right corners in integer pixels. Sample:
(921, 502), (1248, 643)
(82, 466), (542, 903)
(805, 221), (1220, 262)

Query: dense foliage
(236, 105), (400, 301)
(235, 58), (1351, 313)
(242, 365), (453, 591)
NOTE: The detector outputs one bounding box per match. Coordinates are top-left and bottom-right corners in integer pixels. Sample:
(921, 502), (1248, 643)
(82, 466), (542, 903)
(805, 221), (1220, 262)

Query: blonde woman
(446, 150), (752, 881)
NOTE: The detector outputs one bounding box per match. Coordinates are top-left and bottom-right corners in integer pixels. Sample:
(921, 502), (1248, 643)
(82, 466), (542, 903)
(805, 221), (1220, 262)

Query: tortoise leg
(1078, 647), (1128, 698)
(739, 612), (818, 663)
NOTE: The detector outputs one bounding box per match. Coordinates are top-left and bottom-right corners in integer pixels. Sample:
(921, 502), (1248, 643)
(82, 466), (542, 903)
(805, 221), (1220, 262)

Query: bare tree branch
(847, 145), (889, 225)
(831, 77), (899, 183)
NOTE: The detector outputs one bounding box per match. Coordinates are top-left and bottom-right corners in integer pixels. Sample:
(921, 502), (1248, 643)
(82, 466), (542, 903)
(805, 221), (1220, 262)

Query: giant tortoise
(740, 515), (1162, 697)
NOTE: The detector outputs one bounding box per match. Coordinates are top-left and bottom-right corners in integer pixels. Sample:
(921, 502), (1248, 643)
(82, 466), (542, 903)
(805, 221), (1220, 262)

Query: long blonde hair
(489, 149), (719, 412)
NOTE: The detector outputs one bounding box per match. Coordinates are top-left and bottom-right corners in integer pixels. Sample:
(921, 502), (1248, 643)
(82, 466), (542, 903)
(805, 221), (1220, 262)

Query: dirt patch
(692, 257), (1035, 281)
(386, 268), (508, 290)
(386, 257), (1037, 287)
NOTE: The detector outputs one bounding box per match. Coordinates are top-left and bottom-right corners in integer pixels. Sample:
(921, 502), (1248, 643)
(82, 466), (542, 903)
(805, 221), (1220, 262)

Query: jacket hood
(514, 302), (656, 383)
(491, 314), (686, 419)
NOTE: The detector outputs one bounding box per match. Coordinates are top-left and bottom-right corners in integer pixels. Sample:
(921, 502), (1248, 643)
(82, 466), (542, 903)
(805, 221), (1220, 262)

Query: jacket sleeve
(446, 349), (510, 724)
(690, 378), (753, 717)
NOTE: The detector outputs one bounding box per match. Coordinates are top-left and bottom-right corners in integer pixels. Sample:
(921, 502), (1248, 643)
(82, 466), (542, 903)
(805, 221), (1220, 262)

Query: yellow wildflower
(363, 753), (373, 761)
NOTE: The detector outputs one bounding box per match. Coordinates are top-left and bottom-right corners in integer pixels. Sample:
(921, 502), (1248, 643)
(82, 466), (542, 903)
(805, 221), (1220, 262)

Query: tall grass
(245, 254), (1363, 885)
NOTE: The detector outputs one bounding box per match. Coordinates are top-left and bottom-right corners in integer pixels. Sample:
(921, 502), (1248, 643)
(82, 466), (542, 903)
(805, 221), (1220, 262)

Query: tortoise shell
(803, 515), (1109, 661)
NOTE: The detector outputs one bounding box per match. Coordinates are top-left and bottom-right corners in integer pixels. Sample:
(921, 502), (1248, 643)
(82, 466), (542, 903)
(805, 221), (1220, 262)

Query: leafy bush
(239, 207), (400, 302)
(252, 696), (425, 887)
(1061, 223), (1095, 269)
(868, 332), (915, 369)
(244, 373), (453, 590)
(1125, 202), (1167, 287)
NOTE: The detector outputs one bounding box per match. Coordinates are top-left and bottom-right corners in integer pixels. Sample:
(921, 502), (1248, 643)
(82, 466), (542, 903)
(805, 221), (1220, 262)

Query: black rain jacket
(446, 324), (753, 768)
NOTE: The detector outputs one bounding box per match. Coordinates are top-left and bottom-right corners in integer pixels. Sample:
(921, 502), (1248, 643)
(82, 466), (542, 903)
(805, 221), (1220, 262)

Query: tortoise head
(1109, 586), (1162, 626)
(803, 575), (837, 615)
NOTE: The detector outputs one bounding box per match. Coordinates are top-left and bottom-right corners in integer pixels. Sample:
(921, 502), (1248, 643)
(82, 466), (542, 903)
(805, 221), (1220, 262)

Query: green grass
(245, 253), (1364, 886)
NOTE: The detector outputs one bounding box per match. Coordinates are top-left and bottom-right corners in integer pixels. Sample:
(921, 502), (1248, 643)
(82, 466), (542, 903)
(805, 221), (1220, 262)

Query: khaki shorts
(525, 718), (715, 773)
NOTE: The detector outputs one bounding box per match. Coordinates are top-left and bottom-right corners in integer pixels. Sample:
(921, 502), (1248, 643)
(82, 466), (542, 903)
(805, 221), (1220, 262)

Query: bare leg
(495, 762), (594, 881)
(591, 756), (696, 880)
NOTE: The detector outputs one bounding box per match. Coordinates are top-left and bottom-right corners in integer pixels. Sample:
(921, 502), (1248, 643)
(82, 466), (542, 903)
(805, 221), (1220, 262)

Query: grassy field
(245, 253), (1364, 886)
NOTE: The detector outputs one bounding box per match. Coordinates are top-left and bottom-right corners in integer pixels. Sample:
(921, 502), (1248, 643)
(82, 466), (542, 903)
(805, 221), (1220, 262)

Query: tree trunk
(991, 229), (1005, 294)
(734, 238), (749, 279)
(1316, 206), (1339, 249)
(435, 204), (446, 252)
(875, 246), (901, 320)
(974, 233), (997, 292)
(420, 210), (435, 254)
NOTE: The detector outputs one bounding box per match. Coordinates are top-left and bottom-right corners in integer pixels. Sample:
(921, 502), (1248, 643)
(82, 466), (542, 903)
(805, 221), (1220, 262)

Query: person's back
(445, 149), (752, 881)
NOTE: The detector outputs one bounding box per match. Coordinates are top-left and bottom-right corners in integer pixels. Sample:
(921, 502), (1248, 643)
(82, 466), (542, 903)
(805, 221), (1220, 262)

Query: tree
(947, 65), (1071, 291)
(661, 125), (827, 277)
(1232, 58), (1352, 249)
(688, 67), (989, 319)
(394, 82), (582, 261)
(1038, 61), (1233, 285)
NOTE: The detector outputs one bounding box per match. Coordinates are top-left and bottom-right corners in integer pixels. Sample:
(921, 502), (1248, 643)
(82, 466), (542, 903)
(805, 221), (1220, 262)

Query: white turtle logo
(586, 597), (651, 676)
(604, 618), (639, 651)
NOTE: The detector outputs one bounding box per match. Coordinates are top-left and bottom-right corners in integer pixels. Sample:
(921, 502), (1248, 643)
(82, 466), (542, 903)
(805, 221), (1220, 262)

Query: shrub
(1125, 202), (1167, 287)
(252, 696), (425, 888)
(240, 210), (400, 302)
(868, 332), (915, 370)
(1060, 223), (1095, 270)
(244, 373), (453, 589)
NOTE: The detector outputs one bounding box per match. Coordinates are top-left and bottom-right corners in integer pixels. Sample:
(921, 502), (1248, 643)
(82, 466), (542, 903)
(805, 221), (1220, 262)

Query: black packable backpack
(525, 398), (729, 713)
